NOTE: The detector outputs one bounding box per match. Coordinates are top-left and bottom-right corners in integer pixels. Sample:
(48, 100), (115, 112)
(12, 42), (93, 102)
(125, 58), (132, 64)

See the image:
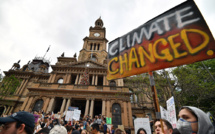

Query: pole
(148, 71), (164, 133)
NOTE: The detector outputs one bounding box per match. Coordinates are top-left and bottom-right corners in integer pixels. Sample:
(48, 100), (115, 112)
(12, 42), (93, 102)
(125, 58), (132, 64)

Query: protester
(35, 127), (50, 134)
(154, 119), (173, 134)
(49, 125), (67, 134)
(91, 123), (100, 134)
(103, 121), (107, 134)
(66, 125), (73, 134)
(137, 128), (147, 134)
(177, 106), (215, 134)
(172, 128), (180, 134)
(81, 129), (87, 134)
(114, 128), (123, 134)
(0, 111), (35, 134)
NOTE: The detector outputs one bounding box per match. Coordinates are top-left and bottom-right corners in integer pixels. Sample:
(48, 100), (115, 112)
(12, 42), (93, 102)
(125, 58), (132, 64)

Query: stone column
(20, 96), (29, 111)
(95, 75), (98, 85)
(75, 74), (79, 84)
(46, 98), (55, 113)
(24, 96), (34, 112)
(123, 101), (129, 127)
(106, 100), (110, 117)
(103, 76), (106, 86)
(42, 97), (50, 113)
(51, 74), (57, 83)
(18, 79), (29, 95)
(60, 98), (67, 113)
(78, 75), (82, 84)
(89, 99), (94, 118)
(66, 74), (71, 83)
(128, 102), (133, 127)
(15, 80), (25, 94)
(84, 99), (90, 116)
(102, 99), (106, 115)
(5, 106), (10, 115)
(63, 74), (68, 84)
(92, 75), (95, 85)
(65, 98), (71, 112)
(8, 106), (14, 114)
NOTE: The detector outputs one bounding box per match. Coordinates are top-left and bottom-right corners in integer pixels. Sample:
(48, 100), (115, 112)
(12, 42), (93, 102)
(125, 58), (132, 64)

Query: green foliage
(171, 59), (215, 114)
(124, 72), (175, 107)
(0, 75), (21, 99)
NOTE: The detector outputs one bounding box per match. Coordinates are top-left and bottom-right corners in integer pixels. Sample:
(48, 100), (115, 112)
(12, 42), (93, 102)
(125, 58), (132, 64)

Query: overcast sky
(0, 0), (215, 76)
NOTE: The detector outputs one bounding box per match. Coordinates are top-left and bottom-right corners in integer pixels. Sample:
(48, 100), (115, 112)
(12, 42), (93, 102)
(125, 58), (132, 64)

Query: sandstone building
(0, 18), (154, 129)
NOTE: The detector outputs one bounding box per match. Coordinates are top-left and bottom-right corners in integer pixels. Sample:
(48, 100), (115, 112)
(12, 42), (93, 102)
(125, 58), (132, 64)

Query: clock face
(94, 33), (100, 37)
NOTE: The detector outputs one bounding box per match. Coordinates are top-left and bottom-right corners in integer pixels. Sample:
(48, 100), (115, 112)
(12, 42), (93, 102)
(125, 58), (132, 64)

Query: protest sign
(68, 106), (79, 111)
(160, 106), (169, 121)
(73, 109), (81, 121)
(134, 118), (151, 134)
(106, 117), (112, 124)
(107, 0), (215, 80)
(65, 111), (74, 121)
(166, 96), (177, 128)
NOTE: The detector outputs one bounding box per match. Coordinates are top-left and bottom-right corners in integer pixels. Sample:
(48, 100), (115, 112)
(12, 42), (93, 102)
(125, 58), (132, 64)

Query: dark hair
(154, 119), (173, 130)
(181, 107), (198, 121)
(91, 123), (100, 131)
(137, 128), (147, 134)
(66, 125), (73, 132)
(16, 121), (34, 134)
(36, 127), (50, 134)
(172, 128), (181, 134)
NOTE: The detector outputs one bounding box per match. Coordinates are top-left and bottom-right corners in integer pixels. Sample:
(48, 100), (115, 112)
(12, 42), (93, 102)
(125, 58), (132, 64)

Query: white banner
(65, 111), (74, 121)
(73, 109), (81, 121)
(160, 106), (169, 121)
(134, 118), (151, 134)
(166, 96), (177, 128)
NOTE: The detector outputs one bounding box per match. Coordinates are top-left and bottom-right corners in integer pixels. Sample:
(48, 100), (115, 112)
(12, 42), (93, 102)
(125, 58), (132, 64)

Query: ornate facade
(0, 18), (155, 130)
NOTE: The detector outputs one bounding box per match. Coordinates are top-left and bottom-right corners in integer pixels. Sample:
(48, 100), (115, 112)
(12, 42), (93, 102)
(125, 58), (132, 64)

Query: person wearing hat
(0, 111), (35, 134)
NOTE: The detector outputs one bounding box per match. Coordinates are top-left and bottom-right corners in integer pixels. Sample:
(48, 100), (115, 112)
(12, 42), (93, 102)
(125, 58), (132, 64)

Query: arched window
(32, 99), (44, 112)
(57, 78), (64, 84)
(112, 103), (122, 128)
(90, 55), (97, 61)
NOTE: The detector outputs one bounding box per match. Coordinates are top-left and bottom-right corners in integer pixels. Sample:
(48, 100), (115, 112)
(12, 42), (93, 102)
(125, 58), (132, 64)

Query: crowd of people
(0, 106), (214, 134)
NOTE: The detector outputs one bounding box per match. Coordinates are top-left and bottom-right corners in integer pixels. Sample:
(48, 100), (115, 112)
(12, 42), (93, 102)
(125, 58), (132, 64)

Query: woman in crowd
(177, 106), (214, 134)
(137, 128), (147, 134)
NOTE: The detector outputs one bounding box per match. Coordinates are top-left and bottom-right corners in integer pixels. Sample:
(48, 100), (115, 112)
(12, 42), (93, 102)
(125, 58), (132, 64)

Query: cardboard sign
(106, 117), (112, 124)
(166, 97), (177, 128)
(73, 109), (81, 121)
(134, 118), (151, 134)
(107, 0), (215, 80)
(65, 111), (74, 121)
(160, 106), (169, 121)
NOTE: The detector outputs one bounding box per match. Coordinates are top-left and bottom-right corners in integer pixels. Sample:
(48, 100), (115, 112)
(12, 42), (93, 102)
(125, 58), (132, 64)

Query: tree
(0, 75), (21, 99)
(171, 59), (215, 115)
(124, 71), (175, 109)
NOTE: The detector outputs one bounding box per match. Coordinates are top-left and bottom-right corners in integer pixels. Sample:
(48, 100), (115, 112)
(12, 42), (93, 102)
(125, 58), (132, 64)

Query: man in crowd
(154, 119), (173, 134)
(91, 123), (100, 134)
(0, 111), (35, 134)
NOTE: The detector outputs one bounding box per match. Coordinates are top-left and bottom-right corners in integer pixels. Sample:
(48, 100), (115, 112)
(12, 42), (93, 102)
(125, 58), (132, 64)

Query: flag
(46, 46), (50, 52)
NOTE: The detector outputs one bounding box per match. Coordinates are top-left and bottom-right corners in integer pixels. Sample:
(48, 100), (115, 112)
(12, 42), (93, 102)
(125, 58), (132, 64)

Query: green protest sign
(106, 117), (112, 124)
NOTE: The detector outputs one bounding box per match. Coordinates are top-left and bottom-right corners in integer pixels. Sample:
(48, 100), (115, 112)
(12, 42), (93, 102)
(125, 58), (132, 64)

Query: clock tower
(78, 17), (108, 64)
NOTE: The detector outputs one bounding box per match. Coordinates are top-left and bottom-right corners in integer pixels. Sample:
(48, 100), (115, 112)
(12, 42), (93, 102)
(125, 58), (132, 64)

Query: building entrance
(71, 99), (86, 117)
(53, 97), (63, 113)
